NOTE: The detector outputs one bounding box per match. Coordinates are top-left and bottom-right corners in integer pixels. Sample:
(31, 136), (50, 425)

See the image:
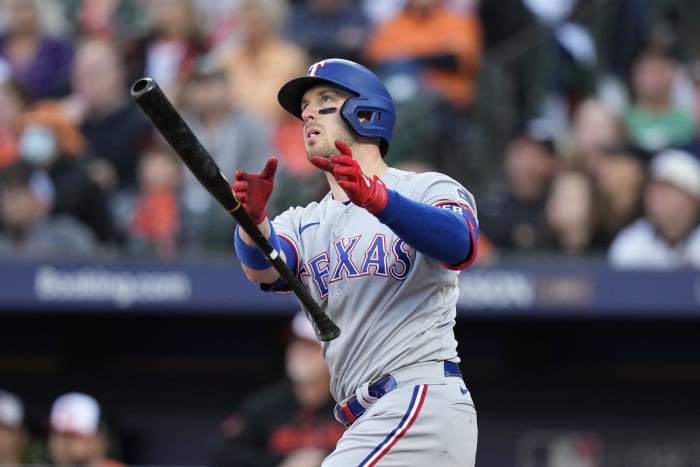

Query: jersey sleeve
(411, 172), (479, 269)
(416, 172), (478, 221)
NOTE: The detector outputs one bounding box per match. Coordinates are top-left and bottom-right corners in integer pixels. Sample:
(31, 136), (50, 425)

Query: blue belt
(334, 361), (462, 427)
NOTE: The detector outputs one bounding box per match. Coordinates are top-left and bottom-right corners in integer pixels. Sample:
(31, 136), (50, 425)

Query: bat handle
(235, 212), (340, 341)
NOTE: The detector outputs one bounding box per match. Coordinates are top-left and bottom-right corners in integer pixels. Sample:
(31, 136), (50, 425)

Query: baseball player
(233, 58), (479, 466)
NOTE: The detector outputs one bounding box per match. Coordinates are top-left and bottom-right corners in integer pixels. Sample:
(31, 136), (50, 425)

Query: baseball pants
(322, 361), (478, 466)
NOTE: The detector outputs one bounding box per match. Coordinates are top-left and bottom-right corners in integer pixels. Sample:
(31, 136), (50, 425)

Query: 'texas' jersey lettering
(299, 236), (414, 298)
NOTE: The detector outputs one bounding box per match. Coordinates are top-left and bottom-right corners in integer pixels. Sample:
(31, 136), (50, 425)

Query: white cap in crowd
(650, 149), (700, 200)
(0, 389), (24, 429)
(50, 392), (101, 436)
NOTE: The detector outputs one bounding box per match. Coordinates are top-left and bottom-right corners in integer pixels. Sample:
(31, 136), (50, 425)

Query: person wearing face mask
(17, 102), (116, 246)
(0, 160), (98, 259)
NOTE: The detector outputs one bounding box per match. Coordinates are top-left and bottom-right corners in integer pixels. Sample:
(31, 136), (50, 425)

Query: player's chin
(305, 142), (333, 160)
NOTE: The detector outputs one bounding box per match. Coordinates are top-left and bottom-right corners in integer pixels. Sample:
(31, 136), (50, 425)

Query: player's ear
(357, 111), (372, 123)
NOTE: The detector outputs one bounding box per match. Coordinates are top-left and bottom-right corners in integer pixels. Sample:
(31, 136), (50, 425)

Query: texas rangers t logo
(308, 60), (328, 76)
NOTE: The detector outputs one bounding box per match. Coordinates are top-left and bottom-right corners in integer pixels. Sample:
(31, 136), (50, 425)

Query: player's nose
(301, 104), (318, 122)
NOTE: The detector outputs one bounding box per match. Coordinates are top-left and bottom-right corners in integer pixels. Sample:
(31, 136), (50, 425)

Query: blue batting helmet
(278, 58), (396, 156)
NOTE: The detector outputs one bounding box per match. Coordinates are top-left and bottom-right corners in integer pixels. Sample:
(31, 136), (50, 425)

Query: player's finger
(233, 189), (247, 203)
(331, 164), (360, 180)
(233, 170), (247, 182)
(231, 179), (246, 191)
(259, 157), (278, 180)
(310, 156), (335, 173)
(334, 140), (353, 158)
(329, 154), (354, 166)
(337, 180), (354, 192)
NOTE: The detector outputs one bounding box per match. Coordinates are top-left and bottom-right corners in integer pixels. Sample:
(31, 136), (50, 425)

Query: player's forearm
(375, 189), (478, 266)
(237, 218), (272, 245)
(241, 262), (281, 284)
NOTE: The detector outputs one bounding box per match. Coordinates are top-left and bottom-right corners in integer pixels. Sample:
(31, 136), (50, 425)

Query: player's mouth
(306, 127), (321, 140)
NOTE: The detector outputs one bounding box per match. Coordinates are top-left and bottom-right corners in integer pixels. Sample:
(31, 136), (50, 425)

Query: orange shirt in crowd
(363, 6), (482, 109)
(130, 188), (179, 255)
(0, 128), (18, 169)
(220, 41), (308, 122)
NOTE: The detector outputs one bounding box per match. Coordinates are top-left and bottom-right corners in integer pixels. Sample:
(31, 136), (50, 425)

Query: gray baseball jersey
(272, 167), (477, 403)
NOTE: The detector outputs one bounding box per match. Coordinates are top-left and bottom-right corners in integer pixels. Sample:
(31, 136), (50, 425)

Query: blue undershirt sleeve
(234, 224), (281, 270)
(374, 189), (476, 266)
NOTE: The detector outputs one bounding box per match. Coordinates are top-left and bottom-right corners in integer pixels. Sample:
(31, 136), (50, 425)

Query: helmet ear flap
(341, 98), (392, 156)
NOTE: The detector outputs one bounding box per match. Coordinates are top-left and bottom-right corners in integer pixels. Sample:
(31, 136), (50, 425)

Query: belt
(334, 361), (462, 427)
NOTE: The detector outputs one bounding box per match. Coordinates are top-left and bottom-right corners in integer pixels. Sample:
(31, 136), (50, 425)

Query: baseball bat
(130, 77), (340, 341)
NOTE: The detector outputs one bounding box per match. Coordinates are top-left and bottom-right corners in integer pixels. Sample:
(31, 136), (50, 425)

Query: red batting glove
(232, 157), (278, 224)
(310, 140), (388, 214)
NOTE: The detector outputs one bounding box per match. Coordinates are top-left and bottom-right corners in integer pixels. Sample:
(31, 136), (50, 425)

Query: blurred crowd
(0, 389), (124, 466)
(1, 312), (340, 467)
(0, 0), (698, 268)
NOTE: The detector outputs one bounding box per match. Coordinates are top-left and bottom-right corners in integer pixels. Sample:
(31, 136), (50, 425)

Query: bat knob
(131, 77), (158, 99)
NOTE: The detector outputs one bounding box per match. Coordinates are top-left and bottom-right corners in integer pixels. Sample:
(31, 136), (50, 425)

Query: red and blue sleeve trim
(374, 189), (478, 269)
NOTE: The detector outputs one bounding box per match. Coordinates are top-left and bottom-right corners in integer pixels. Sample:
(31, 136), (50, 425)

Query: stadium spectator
(16, 101), (116, 244)
(0, 389), (29, 466)
(363, 0), (481, 112)
(122, 0), (210, 102)
(177, 62), (275, 253)
(211, 0), (314, 199)
(595, 145), (647, 245)
(0, 0), (74, 99)
(622, 42), (696, 153)
(59, 0), (149, 42)
(0, 78), (34, 170)
(111, 145), (183, 259)
(361, 0), (481, 176)
(191, 0), (240, 49)
(563, 99), (648, 245)
(283, 0), (371, 64)
(608, 148), (700, 268)
(544, 166), (606, 258)
(566, 98), (627, 181)
(681, 58), (700, 159)
(212, 0), (308, 123)
(478, 128), (559, 257)
(62, 38), (154, 193)
(47, 392), (125, 467)
(210, 312), (344, 467)
(0, 160), (98, 259)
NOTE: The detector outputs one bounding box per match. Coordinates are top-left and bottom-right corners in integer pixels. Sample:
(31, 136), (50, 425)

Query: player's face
(300, 86), (354, 160)
(48, 432), (101, 466)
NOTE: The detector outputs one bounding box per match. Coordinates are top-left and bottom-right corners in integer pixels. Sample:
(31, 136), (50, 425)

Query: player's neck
(328, 177), (350, 201)
(353, 145), (388, 177)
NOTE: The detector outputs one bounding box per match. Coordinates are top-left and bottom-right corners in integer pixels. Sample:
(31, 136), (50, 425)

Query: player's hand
(310, 140), (388, 214)
(232, 157), (278, 224)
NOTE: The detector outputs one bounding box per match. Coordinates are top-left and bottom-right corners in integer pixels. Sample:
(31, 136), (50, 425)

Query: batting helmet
(278, 58), (396, 156)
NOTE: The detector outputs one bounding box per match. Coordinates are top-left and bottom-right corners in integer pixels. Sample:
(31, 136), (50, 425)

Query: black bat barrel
(130, 78), (340, 341)
(131, 77), (238, 212)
